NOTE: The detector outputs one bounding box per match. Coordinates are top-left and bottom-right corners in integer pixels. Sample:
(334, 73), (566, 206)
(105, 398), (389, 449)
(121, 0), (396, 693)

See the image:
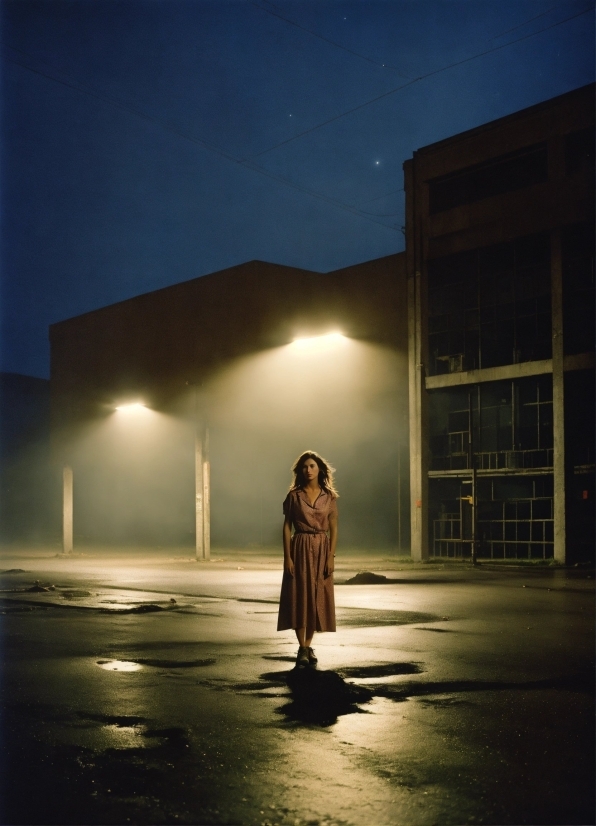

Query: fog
(60, 337), (409, 551)
(0, 373), (59, 543)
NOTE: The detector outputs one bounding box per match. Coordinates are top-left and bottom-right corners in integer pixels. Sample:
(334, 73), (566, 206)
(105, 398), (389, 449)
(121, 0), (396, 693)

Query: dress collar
(297, 487), (325, 508)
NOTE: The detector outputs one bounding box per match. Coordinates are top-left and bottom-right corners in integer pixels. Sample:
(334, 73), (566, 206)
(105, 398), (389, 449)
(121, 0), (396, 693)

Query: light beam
(290, 332), (347, 351)
(114, 402), (147, 412)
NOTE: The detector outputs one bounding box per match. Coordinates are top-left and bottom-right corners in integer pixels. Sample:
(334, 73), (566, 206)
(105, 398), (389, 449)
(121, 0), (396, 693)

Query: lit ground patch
(336, 607), (439, 626)
(96, 660), (143, 672)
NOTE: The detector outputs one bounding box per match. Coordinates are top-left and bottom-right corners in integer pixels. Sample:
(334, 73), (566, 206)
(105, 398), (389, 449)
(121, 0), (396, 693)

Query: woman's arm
(283, 516), (294, 576)
(326, 510), (338, 576)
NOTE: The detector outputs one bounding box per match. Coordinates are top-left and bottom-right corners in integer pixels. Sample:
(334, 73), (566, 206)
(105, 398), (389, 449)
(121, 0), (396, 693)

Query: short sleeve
(282, 492), (292, 516)
(329, 495), (338, 517)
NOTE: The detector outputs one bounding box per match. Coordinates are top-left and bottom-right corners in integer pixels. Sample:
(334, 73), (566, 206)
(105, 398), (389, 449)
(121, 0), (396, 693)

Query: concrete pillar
(202, 428), (211, 560)
(405, 159), (429, 561)
(551, 231), (566, 563)
(62, 465), (73, 554)
(408, 271), (427, 560)
(195, 432), (204, 560)
(397, 443), (402, 553)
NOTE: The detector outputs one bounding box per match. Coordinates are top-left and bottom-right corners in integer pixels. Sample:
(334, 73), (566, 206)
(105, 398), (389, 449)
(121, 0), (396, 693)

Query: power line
(5, 3), (591, 231)
(357, 208), (402, 217)
(490, 3), (561, 39)
(361, 187), (405, 205)
(251, 0), (412, 78)
(246, 5), (594, 161)
(4, 46), (399, 233)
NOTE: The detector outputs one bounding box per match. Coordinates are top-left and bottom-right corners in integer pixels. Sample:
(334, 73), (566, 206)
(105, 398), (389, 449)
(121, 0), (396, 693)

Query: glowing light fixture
(114, 402), (147, 412)
(291, 332), (347, 350)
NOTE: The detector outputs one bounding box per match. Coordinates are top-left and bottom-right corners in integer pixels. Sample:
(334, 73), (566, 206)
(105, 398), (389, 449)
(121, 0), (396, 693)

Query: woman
(277, 450), (338, 668)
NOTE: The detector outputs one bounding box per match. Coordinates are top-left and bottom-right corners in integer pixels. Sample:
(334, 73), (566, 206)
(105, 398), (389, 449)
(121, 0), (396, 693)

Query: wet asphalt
(0, 548), (594, 826)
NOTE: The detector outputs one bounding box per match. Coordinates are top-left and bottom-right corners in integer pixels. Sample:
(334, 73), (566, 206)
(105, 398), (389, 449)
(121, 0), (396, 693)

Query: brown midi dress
(277, 488), (337, 633)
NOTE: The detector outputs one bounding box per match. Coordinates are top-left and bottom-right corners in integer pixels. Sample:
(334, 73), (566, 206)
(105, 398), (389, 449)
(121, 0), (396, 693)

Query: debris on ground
(345, 571), (388, 584)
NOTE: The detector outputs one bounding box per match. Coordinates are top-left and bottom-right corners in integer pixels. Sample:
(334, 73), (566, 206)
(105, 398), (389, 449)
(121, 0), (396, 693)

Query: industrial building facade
(405, 83), (595, 564)
(50, 255), (410, 552)
(49, 84), (594, 561)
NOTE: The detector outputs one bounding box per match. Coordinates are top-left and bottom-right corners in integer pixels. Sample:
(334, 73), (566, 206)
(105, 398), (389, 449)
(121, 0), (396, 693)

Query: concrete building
(405, 83), (595, 564)
(50, 255), (410, 552)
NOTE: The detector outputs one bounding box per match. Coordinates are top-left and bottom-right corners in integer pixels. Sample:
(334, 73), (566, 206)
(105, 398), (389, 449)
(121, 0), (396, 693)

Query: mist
(204, 338), (408, 550)
(53, 336), (409, 551)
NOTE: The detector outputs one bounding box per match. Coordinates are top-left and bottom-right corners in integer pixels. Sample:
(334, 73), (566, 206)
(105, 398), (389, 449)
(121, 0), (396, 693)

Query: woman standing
(277, 451), (338, 668)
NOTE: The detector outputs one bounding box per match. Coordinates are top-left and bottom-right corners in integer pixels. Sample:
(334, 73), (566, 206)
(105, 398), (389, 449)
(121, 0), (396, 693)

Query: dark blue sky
(1, 0), (594, 378)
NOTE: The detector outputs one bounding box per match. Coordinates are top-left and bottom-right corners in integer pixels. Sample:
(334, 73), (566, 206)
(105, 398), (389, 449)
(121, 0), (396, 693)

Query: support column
(405, 157), (429, 561)
(397, 443), (402, 553)
(62, 465), (73, 554)
(195, 432), (204, 560)
(202, 428), (211, 560)
(551, 231), (566, 563)
(408, 268), (429, 560)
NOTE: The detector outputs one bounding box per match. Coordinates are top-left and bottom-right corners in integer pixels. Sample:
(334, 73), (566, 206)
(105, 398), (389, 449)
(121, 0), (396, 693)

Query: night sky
(1, 0), (594, 379)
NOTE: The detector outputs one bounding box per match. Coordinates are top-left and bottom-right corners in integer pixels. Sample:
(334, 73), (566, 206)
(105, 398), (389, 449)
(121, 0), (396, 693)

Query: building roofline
(325, 250), (404, 275)
(49, 259), (318, 331)
(49, 251), (407, 333)
(0, 371), (49, 384)
(411, 82), (595, 159)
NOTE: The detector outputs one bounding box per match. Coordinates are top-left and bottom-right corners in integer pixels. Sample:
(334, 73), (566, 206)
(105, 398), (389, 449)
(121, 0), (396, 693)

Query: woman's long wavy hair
(289, 450), (339, 497)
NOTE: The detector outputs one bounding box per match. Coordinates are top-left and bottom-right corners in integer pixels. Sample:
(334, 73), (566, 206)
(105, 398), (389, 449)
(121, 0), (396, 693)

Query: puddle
(338, 663), (423, 679)
(135, 658), (216, 668)
(96, 660), (144, 672)
(0, 602), (51, 613)
(232, 662), (423, 725)
(262, 655), (296, 663)
(102, 723), (148, 747)
(175, 607), (224, 616)
(336, 608), (439, 627)
(83, 713), (147, 726)
(97, 657), (215, 670)
(114, 603), (165, 613)
(0, 585), (188, 613)
(62, 590), (92, 599)
(415, 626), (453, 633)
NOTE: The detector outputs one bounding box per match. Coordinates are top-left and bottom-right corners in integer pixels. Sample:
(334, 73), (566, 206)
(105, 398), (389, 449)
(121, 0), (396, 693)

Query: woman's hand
(324, 563), (334, 578)
(284, 557), (294, 577)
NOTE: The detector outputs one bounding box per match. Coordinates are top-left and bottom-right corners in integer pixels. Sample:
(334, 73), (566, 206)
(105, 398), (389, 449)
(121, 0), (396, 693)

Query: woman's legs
(295, 628), (316, 648)
(295, 628), (318, 666)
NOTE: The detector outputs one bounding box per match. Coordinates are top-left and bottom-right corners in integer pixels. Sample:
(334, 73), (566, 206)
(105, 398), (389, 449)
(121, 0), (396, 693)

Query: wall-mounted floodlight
(291, 332), (347, 350)
(114, 402), (147, 412)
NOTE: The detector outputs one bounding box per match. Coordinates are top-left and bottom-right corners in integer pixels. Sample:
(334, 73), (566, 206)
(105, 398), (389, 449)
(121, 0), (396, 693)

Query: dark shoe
(307, 647), (318, 667)
(296, 646), (309, 667)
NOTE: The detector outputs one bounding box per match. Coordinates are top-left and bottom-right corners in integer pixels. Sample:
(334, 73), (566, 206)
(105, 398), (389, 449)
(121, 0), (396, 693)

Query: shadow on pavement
(255, 660), (594, 728)
(256, 662), (424, 726)
(280, 667), (374, 726)
(372, 670), (595, 702)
